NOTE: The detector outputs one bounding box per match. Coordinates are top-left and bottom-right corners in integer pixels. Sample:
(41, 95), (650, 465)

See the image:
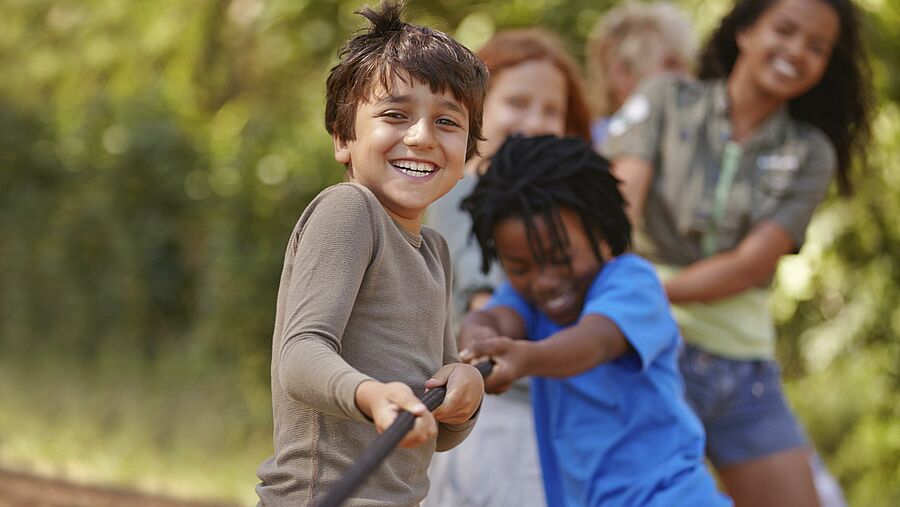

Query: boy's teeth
(393, 160), (436, 177)
(399, 168), (430, 178)
(545, 293), (570, 310)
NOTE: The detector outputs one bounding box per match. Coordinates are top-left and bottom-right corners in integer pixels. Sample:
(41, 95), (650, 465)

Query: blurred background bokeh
(0, 0), (897, 505)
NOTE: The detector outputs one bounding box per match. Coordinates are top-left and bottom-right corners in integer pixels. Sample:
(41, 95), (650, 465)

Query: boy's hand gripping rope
(315, 360), (494, 507)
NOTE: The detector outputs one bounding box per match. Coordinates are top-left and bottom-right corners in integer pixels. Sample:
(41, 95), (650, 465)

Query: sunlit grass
(0, 350), (272, 505)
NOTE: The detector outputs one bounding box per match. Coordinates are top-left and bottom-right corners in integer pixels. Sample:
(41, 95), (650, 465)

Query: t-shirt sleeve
(601, 75), (674, 163)
(485, 281), (537, 336)
(278, 185), (377, 422)
(583, 257), (679, 371)
(766, 131), (837, 251)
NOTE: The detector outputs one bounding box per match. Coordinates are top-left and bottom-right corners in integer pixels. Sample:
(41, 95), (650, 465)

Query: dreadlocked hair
(461, 135), (631, 275)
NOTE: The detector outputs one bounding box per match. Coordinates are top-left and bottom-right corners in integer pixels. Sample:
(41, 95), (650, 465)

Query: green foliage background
(0, 0), (897, 504)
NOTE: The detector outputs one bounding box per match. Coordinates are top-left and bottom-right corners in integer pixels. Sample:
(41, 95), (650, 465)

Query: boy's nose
(404, 119), (436, 148)
(531, 270), (561, 296)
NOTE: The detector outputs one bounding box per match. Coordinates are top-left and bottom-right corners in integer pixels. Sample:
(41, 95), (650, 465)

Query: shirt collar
(711, 79), (791, 150)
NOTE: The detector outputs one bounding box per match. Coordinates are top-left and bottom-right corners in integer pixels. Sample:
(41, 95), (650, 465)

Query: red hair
(477, 28), (592, 143)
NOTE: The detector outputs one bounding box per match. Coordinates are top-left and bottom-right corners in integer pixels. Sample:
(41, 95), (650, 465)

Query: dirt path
(0, 468), (239, 507)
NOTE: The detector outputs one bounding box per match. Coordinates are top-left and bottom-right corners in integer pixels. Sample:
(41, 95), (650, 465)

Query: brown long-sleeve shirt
(256, 183), (475, 506)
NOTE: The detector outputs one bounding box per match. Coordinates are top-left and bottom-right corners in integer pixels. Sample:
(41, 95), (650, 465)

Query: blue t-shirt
(488, 254), (731, 507)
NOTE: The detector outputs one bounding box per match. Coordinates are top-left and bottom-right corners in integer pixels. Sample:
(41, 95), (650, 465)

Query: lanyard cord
(702, 140), (743, 256)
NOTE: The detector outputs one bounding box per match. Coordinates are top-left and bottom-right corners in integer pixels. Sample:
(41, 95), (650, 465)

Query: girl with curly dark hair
(604, 0), (873, 505)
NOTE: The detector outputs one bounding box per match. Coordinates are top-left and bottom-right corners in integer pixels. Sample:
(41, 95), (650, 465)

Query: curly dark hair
(699, 0), (874, 195)
(325, 1), (490, 161)
(461, 135), (631, 274)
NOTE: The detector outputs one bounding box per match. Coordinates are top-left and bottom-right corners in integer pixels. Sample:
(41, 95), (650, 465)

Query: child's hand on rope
(355, 380), (437, 448)
(460, 337), (528, 394)
(426, 363), (484, 425)
(457, 322), (499, 365)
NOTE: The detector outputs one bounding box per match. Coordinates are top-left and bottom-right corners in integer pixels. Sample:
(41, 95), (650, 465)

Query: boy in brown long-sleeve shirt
(255, 2), (489, 506)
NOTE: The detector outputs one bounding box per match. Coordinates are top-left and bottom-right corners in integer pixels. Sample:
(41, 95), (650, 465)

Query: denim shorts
(679, 343), (808, 468)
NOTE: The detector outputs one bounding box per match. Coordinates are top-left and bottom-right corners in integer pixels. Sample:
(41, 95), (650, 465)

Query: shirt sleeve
(766, 130), (837, 251)
(583, 257), (679, 371)
(278, 185), (377, 422)
(601, 74), (674, 163)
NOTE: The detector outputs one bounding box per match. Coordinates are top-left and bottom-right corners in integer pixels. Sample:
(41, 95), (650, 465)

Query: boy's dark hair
(462, 135), (631, 274)
(699, 0), (873, 196)
(325, 1), (490, 161)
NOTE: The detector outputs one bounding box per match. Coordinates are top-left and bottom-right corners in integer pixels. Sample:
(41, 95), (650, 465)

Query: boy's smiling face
(494, 207), (609, 326)
(333, 73), (469, 232)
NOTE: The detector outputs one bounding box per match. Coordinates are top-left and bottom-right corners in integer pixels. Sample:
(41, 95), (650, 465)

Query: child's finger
(431, 388), (458, 420)
(458, 350), (490, 365)
(387, 386), (427, 416)
(459, 348), (488, 364)
(492, 380), (513, 394)
(398, 411), (437, 448)
(424, 367), (452, 390)
(482, 361), (515, 394)
(459, 338), (505, 362)
(400, 400), (428, 416)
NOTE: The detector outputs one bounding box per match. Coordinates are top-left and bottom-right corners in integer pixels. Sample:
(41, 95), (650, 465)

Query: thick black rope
(316, 360), (494, 507)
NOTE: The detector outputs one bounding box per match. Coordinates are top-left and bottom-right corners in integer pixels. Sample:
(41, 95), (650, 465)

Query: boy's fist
(427, 363), (484, 425)
(355, 380), (437, 448)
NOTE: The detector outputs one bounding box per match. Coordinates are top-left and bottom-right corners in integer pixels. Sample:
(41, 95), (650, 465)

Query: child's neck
(726, 67), (784, 144)
(384, 208), (422, 235)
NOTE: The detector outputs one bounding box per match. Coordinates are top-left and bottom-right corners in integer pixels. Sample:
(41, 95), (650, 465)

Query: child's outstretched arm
(461, 312), (630, 393)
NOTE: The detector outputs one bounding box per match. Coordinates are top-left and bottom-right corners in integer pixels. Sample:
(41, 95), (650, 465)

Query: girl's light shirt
(603, 76), (836, 359)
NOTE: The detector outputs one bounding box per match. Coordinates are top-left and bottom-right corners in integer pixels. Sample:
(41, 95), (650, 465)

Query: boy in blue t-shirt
(459, 135), (731, 507)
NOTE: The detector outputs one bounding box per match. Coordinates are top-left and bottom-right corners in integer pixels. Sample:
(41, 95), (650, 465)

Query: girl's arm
(611, 156), (654, 227)
(611, 156), (798, 304)
(665, 221), (794, 304)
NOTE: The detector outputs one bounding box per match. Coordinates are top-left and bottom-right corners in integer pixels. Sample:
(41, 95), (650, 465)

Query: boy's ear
(333, 134), (351, 165)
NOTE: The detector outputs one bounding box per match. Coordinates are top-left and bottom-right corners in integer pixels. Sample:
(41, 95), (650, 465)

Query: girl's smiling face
(479, 59), (568, 160)
(734, 0), (839, 101)
(493, 208), (609, 325)
(333, 73), (469, 232)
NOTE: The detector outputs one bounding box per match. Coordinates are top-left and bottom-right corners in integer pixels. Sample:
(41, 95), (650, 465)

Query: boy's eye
(546, 250), (571, 267)
(437, 117), (462, 128)
(502, 261), (530, 277)
(379, 111), (407, 120)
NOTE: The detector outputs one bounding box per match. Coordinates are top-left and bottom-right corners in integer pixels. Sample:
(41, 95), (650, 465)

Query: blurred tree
(0, 0), (897, 504)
